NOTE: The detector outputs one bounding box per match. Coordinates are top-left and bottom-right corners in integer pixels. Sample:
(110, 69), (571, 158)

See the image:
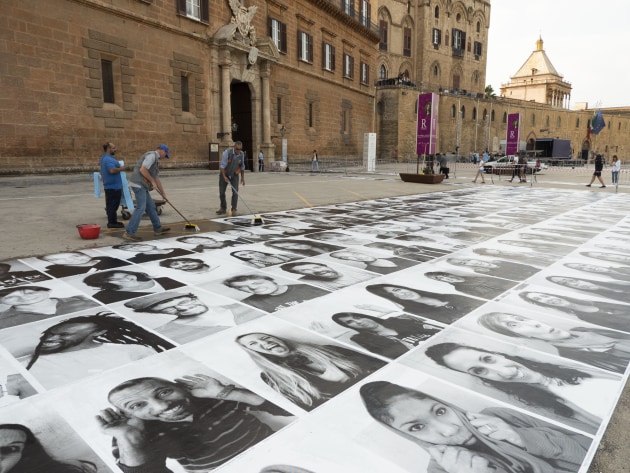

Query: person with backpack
(586, 153), (606, 188)
(217, 141), (246, 215)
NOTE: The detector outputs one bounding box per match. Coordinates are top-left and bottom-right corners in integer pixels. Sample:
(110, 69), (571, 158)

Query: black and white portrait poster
(111, 286), (265, 344)
(0, 308), (174, 389)
(0, 394), (118, 472)
(180, 315), (387, 413)
(306, 362), (592, 473)
(452, 299), (630, 375)
(399, 327), (622, 435)
(274, 288), (443, 360)
(50, 349), (294, 473)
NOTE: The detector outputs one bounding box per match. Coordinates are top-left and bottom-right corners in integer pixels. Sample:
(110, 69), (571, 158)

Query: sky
(486, 0), (629, 109)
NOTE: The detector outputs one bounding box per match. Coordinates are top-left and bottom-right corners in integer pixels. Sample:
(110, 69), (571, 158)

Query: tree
(484, 85), (496, 99)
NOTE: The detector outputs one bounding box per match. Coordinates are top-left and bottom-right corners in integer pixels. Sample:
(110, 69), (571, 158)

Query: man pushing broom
(216, 141), (246, 216)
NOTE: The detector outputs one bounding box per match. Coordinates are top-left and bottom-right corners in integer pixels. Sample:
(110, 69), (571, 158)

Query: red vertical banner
(416, 93), (439, 155)
(506, 113), (520, 156)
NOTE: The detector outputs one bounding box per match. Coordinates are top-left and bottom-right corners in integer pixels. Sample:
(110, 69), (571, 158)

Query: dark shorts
(593, 171), (602, 177)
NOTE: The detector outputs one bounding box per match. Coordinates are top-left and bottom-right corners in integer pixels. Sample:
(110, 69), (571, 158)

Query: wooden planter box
(399, 173), (445, 184)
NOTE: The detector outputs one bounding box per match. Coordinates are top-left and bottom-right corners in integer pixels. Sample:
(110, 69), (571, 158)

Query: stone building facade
(500, 37), (572, 109)
(375, 0), (492, 159)
(0, 0), (379, 173)
(375, 1), (630, 163)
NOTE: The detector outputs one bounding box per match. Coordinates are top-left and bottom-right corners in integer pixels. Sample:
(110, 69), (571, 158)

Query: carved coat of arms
(228, 0), (258, 45)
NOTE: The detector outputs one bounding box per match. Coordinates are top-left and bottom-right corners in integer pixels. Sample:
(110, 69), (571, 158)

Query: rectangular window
(269, 18), (287, 54)
(342, 0), (353, 16)
(360, 1), (371, 27)
(403, 27), (412, 57)
(187, 0), (200, 19)
(181, 75), (190, 112)
(177, 0), (209, 24)
(379, 20), (388, 51)
(360, 62), (369, 85)
(322, 43), (335, 71)
(474, 41), (482, 58)
(343, 54), (354, 78)
(298, 31), (313, 63)
(452, 28), (465, 54)
(432, 28), (441, 46)
(277, 96), (282, 124)
(101, 59), (115, 104)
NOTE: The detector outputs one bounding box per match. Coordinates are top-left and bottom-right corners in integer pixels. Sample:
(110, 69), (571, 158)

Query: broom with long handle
(228, 183), (264, 225)
(154, 188), (200, 232)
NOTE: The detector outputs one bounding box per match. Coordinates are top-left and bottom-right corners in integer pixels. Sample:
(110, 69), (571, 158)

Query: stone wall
(0, 0), (379, 173)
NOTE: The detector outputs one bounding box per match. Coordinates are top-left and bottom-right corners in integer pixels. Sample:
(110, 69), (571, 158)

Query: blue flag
(591, 110), (605, 135)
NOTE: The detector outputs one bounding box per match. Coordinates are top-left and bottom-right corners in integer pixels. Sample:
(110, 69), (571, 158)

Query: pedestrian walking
(217, 141), (246, 215)
(508, 155), (524, 182)
(611, 155), (620, 185)
(99, 142), (126, 229)
(258, 149), (264, 172)
(472, 158), (486, 183)
(437, 153), (449, 179)
(311, 150), (319, 172)
(586, 153), (606, 188)
(122, 144), (171, 242)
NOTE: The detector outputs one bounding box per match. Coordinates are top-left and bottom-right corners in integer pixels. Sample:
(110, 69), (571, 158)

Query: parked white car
(483, 156), (546, 174)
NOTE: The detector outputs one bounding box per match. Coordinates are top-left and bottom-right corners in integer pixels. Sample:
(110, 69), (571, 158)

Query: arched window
(476, 21), (481, 33)
(491, 110), (495, 122)
(502, 112), (507, 123)
(483, 109), (488, 121)
(379, 64), (387, 79)
(433, 64), (439, 77)
(531, 114), (535, 126)
(576, 117), (580, 128)
(472, 107), (477, 120)
(451, 104), (456, 118)
(434, 6), (439, 18)
(460, 105), (465, 119)
(545, 115), (550, 127)
(557, 116), (562, 128)
(473, 71), (479, 84)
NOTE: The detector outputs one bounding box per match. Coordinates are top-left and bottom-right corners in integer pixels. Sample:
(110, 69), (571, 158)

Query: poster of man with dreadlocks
(0, 311), (174, 389)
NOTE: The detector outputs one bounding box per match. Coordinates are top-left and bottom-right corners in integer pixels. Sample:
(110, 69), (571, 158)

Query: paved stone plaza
(0, 168), (628, 472)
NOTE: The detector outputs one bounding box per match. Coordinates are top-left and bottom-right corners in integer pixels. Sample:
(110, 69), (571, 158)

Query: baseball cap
(157, 144), (170, 158)
(124, 291), (189, 311)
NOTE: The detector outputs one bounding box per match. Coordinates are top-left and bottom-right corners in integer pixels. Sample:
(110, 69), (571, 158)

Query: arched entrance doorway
(231, 81), (253, 170)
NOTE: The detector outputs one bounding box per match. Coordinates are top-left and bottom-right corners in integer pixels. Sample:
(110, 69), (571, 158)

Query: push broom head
(252, 214), (265, 226)
(184, 223), (200, 232)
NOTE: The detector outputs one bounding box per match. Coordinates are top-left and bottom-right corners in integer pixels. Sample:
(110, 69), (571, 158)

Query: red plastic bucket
(76, 224), (101, 239)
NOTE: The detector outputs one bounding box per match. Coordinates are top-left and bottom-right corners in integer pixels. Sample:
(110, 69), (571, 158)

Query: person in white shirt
(611, 154), (621, 184)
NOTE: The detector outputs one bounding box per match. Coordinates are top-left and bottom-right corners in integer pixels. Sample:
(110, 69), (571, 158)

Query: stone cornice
(267, 0), (289, 12)
(305, 0), (381, 43)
